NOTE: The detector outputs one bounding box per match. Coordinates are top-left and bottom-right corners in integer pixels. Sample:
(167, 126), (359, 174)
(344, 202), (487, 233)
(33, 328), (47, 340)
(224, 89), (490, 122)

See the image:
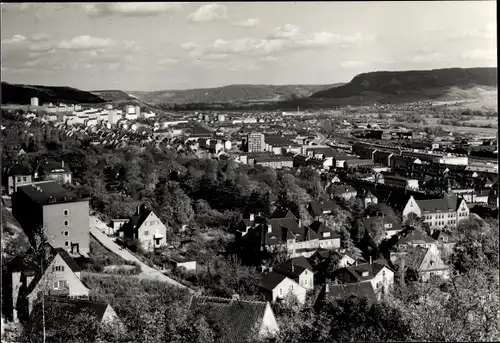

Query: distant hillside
(310, 67), (497, 101)
(129, 84), (342, 104)
(1, 82), (106, 105)
(90, 90), (135, 101)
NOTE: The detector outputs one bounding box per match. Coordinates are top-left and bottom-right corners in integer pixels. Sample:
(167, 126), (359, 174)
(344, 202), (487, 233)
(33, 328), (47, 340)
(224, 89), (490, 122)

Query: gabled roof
(269, 208), (297, 220)
(273, 256), (313, 279)
(308, 221), (340, 239)
(308, 201), (337, 217)
(189, 296), (271, 342)
(259, 272), (289, 291)
(363, 215), (401, 232)
(7, 163), (32, 176)
(32, 297), (110, 322)
(414, 193), (463, 213)
(327, 183), (357, 195)
(336, 259), (392, 282)
(324, 282), (377, 304)
(396, 229), (437, 247)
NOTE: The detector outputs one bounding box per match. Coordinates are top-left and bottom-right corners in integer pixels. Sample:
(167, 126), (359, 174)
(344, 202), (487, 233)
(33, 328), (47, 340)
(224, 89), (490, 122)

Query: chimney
(136, 205), (141, 215)
(267, 224), (272, 233)
(298, 219), (302, 227)
(249, 213), (255, 221)
(325, 283), (329, 293)
(369, 256), (372, 265)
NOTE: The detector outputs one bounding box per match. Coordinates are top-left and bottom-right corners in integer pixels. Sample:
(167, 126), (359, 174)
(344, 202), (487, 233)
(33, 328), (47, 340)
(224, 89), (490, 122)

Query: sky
(0, 2), (496, 91)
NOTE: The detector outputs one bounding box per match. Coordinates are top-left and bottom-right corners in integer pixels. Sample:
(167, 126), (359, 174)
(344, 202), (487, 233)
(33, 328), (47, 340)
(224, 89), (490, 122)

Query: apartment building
(402, 193), (469, 230)
(12, 181), (90, 256)
(247, 132), (266, 152)
(254, 155), (294, 169)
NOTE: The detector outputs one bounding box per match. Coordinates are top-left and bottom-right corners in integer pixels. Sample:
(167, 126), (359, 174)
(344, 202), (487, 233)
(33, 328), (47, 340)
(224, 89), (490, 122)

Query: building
(34, 160), (72, 184)
(4, 244), (90, 323)
(247, 132), (266, 152)
(401, 150), (468, 165)
(272, 256), (314, 290)
(12, 181), (90, 256)
(119, 205), (167, 252)
(30, 97), (39, 106)
(308, 200), (338, 219)
(188, 295), (279, 341)
(5, 163), (32, 195)
(362, 215), (403, 240)
(331, 258), (394, 301)
(394, 229), (438, 254)
(326, 184), (357, 201)
(402, 193), (469, 230)
(379, 172), (419, 190)
(314, 282), (378, 311)
(254, 155), (294, 169)
(391, 246), (450, 282)
(356, 190), (378, 209)
(260, 272), (307, 304)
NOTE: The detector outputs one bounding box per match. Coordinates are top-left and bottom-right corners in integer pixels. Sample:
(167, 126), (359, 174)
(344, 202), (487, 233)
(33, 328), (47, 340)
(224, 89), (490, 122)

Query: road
(89, 216), (192, 292)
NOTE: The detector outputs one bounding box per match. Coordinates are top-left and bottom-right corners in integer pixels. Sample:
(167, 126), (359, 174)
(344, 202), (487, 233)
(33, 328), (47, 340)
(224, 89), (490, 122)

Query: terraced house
(402, 193), (469, 230)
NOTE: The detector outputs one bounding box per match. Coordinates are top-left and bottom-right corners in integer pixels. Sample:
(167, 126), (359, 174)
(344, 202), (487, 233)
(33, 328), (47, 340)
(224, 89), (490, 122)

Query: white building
(30, 97), (39, 106)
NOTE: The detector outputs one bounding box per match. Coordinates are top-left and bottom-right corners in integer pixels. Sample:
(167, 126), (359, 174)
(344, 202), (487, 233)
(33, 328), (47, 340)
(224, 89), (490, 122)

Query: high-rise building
(247, 132), (266, 152)
(30, 97), (39, 106)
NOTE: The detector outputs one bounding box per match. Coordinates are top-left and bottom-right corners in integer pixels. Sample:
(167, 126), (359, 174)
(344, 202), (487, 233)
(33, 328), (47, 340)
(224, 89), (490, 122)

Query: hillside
(128, 84), (341, 104)
(90, 90), (135, 101)
(310, 67), (497, 101)
(1, 82), (106, 105)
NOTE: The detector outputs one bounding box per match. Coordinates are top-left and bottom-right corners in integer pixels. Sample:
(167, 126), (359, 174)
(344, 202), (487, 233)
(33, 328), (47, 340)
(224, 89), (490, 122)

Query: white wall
(271, 277), (307, 304)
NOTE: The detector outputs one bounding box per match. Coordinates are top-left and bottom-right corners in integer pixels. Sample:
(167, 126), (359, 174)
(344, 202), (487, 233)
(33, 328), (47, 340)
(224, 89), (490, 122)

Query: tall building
(247, 132), (265, 152)
(30, 97), (39, 106)
(12, 181), (90, 256)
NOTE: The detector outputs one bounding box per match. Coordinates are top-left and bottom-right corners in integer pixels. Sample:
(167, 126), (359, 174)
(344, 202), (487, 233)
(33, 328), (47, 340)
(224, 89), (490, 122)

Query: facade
(380, 173), (419, 190)
(12, 182), (90, 256)
(5, 163), (32, 195)
(272, 256), (314, 290)
(259, 272), (307, 304)
(34, 160), (72, 184)
(189, 296), (279, 341)
(391, 246), (450, 282)
(401, 150), (468, 165)
(120, 206), (167, 252)
(30, 97), (39, 106)
(5, 245), (90, 323)
(356, 190), (378, 209)
(247, 132), (266, 152)
(402, 193), (469, 230)
(254, 155), (294, 169)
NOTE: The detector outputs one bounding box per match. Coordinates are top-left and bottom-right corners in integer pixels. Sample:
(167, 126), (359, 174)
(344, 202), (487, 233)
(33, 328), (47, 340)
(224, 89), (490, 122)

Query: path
(89, 216), (192, 292)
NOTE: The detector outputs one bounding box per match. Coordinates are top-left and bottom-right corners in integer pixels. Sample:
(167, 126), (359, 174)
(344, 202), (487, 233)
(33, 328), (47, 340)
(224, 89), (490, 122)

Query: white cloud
(258, 56), (279, 63)
(232, 18), (260, 28)
(84, 3), (184, 18)
(188, 4), (227, 22)
(410, 52), (446, 63)
(1, 34), (27, 44)
(181, 42), (199, 50)
(29, 42), (55, 52)
(340, 61), (366, 68)
(451, 23), (496, 40)
(462, 49), (496, 61)
(30, 33), (50, 42)
(269, 24), (300, 39)
(57, 35), (115, 50)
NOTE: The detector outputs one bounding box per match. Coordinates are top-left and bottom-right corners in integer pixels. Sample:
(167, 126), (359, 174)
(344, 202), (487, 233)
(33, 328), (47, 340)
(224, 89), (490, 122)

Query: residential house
(12, 181), (90, 256)
(308, 200), (338, 219)
(309, 249), (358, 272)
(259, 272), (307, 304)
(188, 295), (279, 341)
(308, 221), (341, 250)
(272, 256), (314, 290)
(431, 230), (457, 260)
(331, 258), (394, 300)
(314, 281), (378, 311)
(34, 160), (72, 184)
(109, 219), (129, 236)
(395, 229), (438, 254)
(4, 244), (90, 323)
(119, 205), (167, 252)
(326, 183), (357, 201)
(379, 172), (420, 190)
(356, 189), (378, 209)
(391, 246), (450, 282)
(402, 193), (469, 230)
(362, 215), (403, 240)
(5, 163), (32, 195)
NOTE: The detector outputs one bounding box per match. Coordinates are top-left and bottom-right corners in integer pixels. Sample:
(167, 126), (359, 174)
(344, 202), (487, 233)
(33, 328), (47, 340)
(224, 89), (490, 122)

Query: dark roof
(328, 183), (357, 195)
(122, 207), (153, 233)
(54, 248), (82, 273)
(363, 215), (401, 232)
(189, 296), (270, 342)
(336, 259), (391, 282)
(431, 230), (457, 243)
(6, 254), (38, 273)
(16, 181), (80, 206)
(37, 160), (72, 174)
(397, 229), (437, 246)
(7, 163), (32, 176)
(308, 200), (338, 217)
(414, 193), (462, 213)
(324, 282), (377, 304)
(273, 256), (313, 279)
(308, 221), (340, 239)
(269, 208), (297, 220)
(32, 297), (109, 322)
(259, 271), (288, 291)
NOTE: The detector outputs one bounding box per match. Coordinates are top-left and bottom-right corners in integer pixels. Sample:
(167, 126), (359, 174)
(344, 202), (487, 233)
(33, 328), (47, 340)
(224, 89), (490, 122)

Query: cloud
(258, 56), (279, 63)
(158, 58), (179, 65)
(269, 24), (300, 39)
(83, 3), (183, 18)
(462, 49), (496, 61)
(1, 34), (28, 44)
(188, 4), (227, 22)
(31, 33), (50, 42)
(57, 35), (115, 51)
(232, 18), (260, 28)
(451, 23), (496, 40)
(181, 42), (199, 50)
(340, 61), (366, 68)
(410, 52), (446, 63)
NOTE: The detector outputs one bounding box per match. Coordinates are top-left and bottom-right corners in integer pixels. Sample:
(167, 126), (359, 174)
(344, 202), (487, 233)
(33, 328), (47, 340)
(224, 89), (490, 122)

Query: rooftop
(16, 181), (81, 206)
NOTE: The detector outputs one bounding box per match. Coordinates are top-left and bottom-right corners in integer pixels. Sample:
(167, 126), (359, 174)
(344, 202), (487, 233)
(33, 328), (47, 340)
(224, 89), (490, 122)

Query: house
(188, 295), (279, 341)
(402, 193), (469, 230)
(362, 215), (403, 240)
(259, 272), (307, 304)
(308, 221), (341, 250)
(3, 244), (90, 323)
(12, 181), (90, 256)
(308, 200), (338, 219)
(395, 229), (438, 254)
(431, 230), (457, 260)
(356, 189), (378, 209)
(391, 246), (450, 282)
(331, 258), (394, 300)
(314, 281), (378, 311)
(5, 163), (33, 195)
(272, 256), (314, 290)
(119, 205), (167, 252)
(109, 219), (129, 236)
(326, 184), (357, 201)
(34, 160), (72, 184)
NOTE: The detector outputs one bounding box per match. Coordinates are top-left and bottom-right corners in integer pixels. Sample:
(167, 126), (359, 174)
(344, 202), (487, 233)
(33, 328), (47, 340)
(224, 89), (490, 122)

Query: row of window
(144, 220), (160, 226)
(53, 266), (65, 272)
(16, 176), (28, 182)
(53, 280), (67, 289)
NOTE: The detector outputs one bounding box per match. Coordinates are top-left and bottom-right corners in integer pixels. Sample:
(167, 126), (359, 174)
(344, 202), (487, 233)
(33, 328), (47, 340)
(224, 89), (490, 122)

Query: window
(144, 231), (149, 236)
(305, 279), (308, 285)
(52, 266), (65, 272)
(279, 288), (283, 295)
(64, 220), (69, 226)
(65, 241), (69, 247)
(64, 231), (69, 236)
(16, 177), (21, 182)
(22, 176), (27, 182)
(63, 209), (69, 216)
